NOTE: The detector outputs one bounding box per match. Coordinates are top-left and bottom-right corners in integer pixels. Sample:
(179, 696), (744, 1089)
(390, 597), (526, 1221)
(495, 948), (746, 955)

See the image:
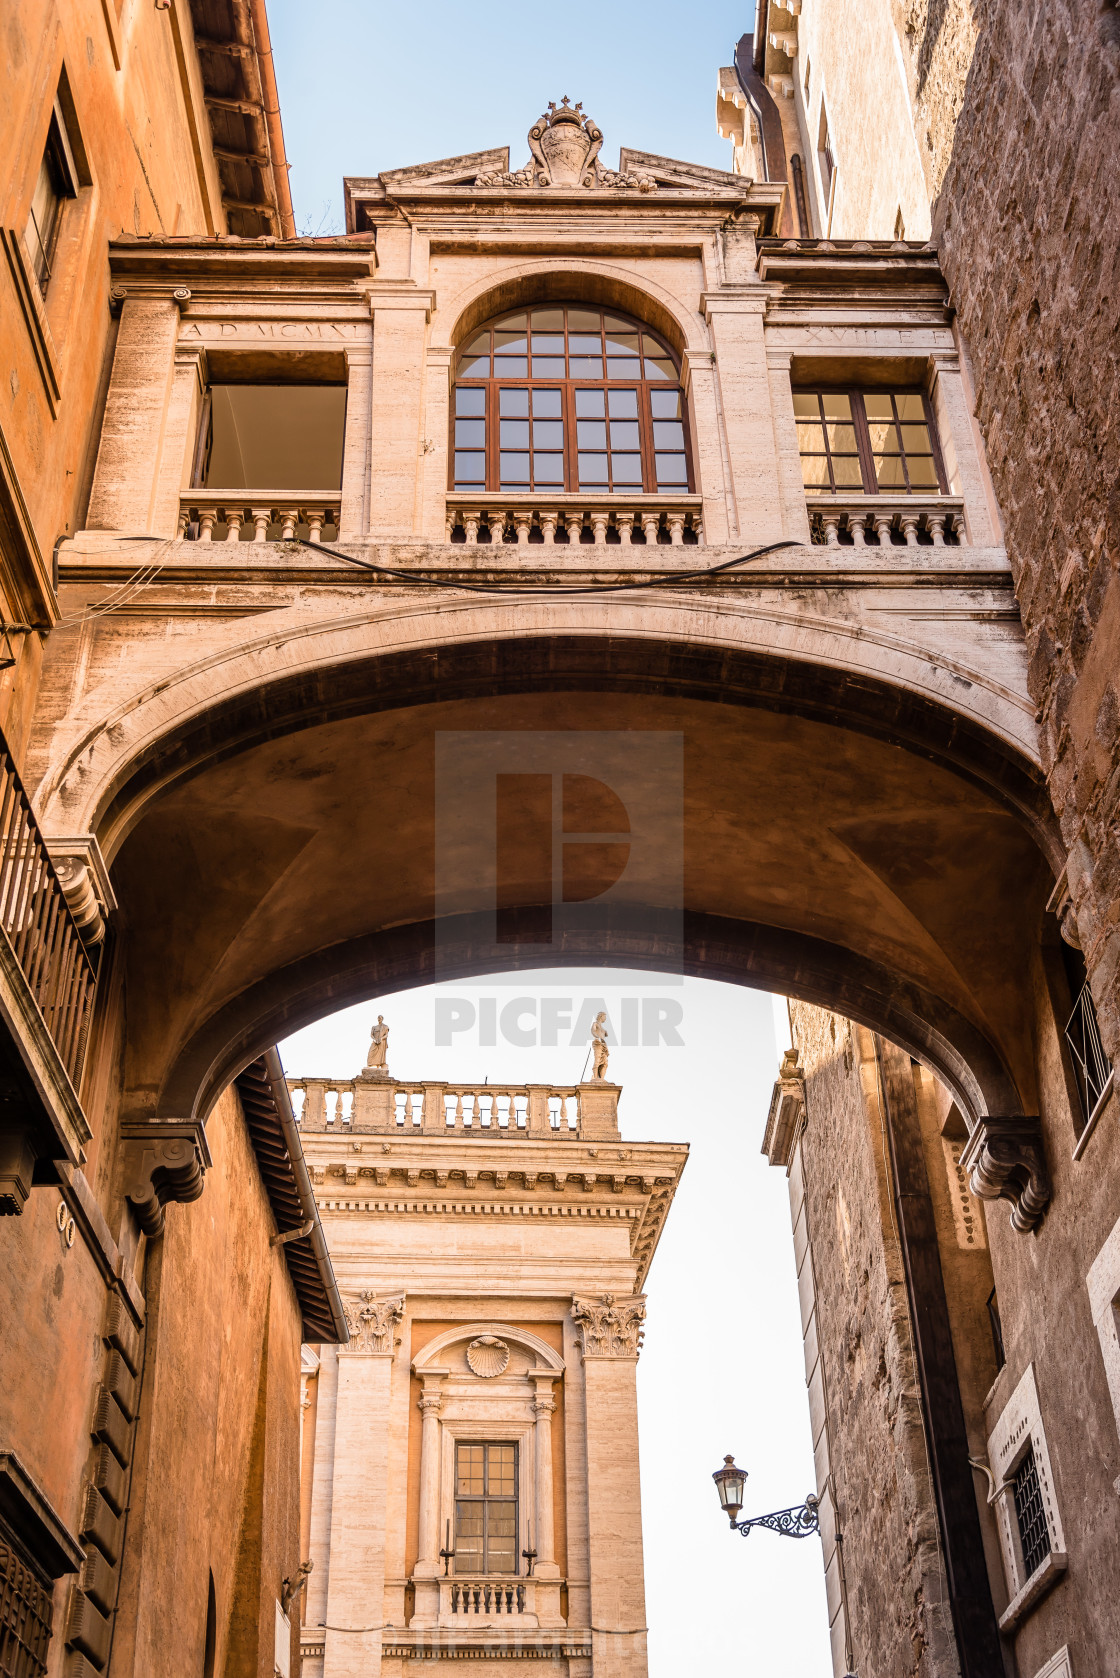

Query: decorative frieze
(570, 1293), (647, 1360)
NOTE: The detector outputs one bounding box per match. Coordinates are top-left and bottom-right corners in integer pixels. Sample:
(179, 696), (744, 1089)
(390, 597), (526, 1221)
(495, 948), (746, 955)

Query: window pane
(500, 453), (530, 482)
(894, 394), (927, 422)
(577, 420), (607, 449)
(463, 332), (490, 355)
(488, 1447), (517, 1494)
(457, 1446), (485, 1495)
(900, 425), (933, 453)
(604, 331), (640, 356)
(655, 454), (688, 484)
(644, 357), (674, 380)
(532, 357), (566, 377)
(608, 389), (639, 418)
(653, 421), (685, 449)
(575, 390), (605, 417)
(825, 424), (858, 451)
(867, 423), (900, 451)
(456, 387), (486, 416)
(862, 395), (894, 421)
(499, 389), (529, 417)
(500, 419), (530, 447)
(611, 454), (643, 484)
(455, 418), (485, 447)
(873, 454), (907, 488)
(610, 420), (640, 449)
(534, 453), (564, 483)
(607, 359), (639, 379)
(569, 334), (603, 354)
(570, 357), (603, 378)
(531, 333), (565, 353)
(533, 419), (564, 449)
(494, 312), (528, 329)
(650, 389), (683, 419)
(532, 389), (562, 417)
(579, 454), (609, 483)
(792, 393), (821, 419)
(494, 357), (527, 378)
(567, 309), (601, 330)
(797, 424), (827, 450)
(459, 354), (490, 377)
(801, 457), (832, 489)
(494, 331), (528, 354)
(832, 456), (864, 487)
(454, 452), (486, 482)
(821, 394), (853, 420)
(906, 455), (940, 488)
(531, 308), (564, 331)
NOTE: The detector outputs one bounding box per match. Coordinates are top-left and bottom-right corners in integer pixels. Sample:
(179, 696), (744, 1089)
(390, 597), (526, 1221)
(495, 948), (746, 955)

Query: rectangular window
(194, 383), (347, 491)
(455, 1442), (518, 1575)
(792, 389), (947, 495)
(1013, 1447), (1052, 1580)
(24, 102), (79, 296)
(496, 388), (565, 491)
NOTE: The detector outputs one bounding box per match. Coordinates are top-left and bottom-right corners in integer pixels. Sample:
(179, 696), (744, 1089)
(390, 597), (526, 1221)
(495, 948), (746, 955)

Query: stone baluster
(445, 512), (455, 542)
(874, 513), (895, 548)
(176, 509), (191, 537)
(224, 507), (243, 543)
(641, 513), (660, 546)
(464, 513), (479, 545)
(279, 507), (299, 540)
(694, 515), (703, 545)
(197, 509), (217, 542)
(515, 512), (532, 545)
(821, 512), (843, 547)
(591, 512), (608, 545)
(928, 514), (946, 546)
(900, 513), (921, 547)
(668, 514), (685, 546)
(306, 510), (325, 543)
(252, 507), (272, 543)
(849, 514), (868, 546)
(540, 511), (558, 545)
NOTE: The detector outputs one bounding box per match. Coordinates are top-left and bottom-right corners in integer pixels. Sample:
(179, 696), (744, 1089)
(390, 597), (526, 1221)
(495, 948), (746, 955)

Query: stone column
(532, 1376), (560, 1577)
(571, 1296), (649, 1678)
(410, 1368), (447, 1627)
(86, 291), (187, 533)
(322, 1297), (405, 1678)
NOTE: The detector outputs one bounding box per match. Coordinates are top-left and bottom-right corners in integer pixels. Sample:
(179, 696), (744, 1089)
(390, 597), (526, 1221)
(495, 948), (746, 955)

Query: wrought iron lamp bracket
(733, 1496), (820, 1539)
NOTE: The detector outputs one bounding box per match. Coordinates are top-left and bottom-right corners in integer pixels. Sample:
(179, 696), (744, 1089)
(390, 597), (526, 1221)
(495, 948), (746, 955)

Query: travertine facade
(293, 1069), (685, 1676)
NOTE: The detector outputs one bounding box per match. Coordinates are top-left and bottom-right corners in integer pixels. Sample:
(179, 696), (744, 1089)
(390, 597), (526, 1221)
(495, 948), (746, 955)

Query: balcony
(445, 492), (704, 545)
(177, 491), (340, 543)
(289, 1077), (621, 1142)
(808, 494), (967, 547)
(0, 732), (98, 1211)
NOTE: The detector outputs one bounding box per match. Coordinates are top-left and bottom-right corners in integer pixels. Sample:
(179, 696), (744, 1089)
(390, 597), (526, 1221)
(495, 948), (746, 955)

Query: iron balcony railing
(0, 739), (98, 1090)
(1064, 980), (1112, 1125)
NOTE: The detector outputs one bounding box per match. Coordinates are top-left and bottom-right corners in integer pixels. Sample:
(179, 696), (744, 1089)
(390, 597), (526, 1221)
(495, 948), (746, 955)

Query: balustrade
(177, 491), (340, 543)
(445, 494), (703, 547)
(447, 1579), (526, 1617)
(289, 1078), (584, 1135)
(808, 495), (967, 548)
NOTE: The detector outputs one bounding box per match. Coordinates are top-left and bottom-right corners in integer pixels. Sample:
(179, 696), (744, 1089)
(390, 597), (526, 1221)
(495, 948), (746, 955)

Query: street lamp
(711, 1455), (820, 1539)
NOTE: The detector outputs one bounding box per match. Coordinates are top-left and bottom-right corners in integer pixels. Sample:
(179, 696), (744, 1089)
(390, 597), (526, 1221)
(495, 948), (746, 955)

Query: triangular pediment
(617, 149), (749, 193)
(371, 148), (512, 190)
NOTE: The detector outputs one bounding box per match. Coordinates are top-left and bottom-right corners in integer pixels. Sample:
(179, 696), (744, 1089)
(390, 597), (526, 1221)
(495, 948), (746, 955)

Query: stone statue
(366, 1014), (389, 1071)
(591, 1011), (610, 1080)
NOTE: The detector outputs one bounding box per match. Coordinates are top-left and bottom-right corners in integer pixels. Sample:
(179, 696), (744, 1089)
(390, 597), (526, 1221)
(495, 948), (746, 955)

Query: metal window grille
(1012, 1447), (1051, 1580)
(0, 1541), (53, 1678)
(1065, 981), (1112, 1123)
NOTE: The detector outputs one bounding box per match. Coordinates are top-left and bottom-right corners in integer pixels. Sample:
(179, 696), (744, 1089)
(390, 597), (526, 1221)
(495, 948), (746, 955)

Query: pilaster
(86, 291), (187, 533)
(367, 287), (436, 539)
(703, 290), (787, 543)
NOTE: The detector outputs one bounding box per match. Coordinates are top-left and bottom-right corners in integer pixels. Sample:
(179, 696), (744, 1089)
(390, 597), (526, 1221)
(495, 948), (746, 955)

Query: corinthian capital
(571, 1292), (646, 1360)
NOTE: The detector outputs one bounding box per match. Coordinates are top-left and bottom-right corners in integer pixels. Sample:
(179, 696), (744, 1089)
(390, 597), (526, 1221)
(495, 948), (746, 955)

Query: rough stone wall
(789, 1003), (959, 1678)
(925, 1), (1120, 1053)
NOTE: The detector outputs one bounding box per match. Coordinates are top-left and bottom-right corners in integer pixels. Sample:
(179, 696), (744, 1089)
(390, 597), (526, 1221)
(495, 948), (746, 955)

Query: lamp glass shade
(712, 1455), (746, 1518)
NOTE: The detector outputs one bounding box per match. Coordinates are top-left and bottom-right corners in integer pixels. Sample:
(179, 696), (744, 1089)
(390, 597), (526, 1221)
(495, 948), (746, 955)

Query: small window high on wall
(450, 305), (692, 495)
(192, 356), (347, 492)
(793, 389), (948, 495)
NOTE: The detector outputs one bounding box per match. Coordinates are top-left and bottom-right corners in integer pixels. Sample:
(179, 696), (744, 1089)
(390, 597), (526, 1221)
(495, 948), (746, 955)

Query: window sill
(1072, 1070), (1114, 1161)
(998, 1550), (1067, 1632)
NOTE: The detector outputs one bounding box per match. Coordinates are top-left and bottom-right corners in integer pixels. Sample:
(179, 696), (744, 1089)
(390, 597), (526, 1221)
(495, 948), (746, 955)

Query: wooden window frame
(792, 385), (950, 495)
(450, 305), (693, 496)
(453, 1440), (519, 1577)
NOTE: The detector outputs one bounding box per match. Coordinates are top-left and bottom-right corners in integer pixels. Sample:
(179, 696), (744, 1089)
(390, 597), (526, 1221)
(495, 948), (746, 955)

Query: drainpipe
(248, 0), (296, 238)
(263, 1047), (348, 1342)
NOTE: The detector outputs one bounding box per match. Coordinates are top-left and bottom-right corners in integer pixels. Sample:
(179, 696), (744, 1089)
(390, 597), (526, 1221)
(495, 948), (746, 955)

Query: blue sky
(267, 0), (753, 233)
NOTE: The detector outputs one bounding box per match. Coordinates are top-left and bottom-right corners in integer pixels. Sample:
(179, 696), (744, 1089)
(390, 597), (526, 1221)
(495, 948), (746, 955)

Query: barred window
(0, 1540), (53, 1678)
(1012, 1447), (1052, 1580)
(451, 306), (692, 495)
(793, 389), (947, 495)
(454, 1443), (518, 1575)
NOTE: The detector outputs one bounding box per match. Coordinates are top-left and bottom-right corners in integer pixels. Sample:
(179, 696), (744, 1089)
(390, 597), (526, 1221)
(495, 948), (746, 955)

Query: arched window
(450, 305), (692, 496)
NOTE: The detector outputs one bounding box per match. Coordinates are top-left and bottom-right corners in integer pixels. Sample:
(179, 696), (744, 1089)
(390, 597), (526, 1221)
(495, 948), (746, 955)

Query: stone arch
(439, 259), (709, 361)
(413, 1323), (565, 1374)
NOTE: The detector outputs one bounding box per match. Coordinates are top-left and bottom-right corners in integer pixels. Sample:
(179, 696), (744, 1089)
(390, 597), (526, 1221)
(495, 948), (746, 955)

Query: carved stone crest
(466, 1335), (510, 1378)
(342, 1291), (404, 1354)
(474, 98), (657, 192)
(571, 1293), (646, 1360)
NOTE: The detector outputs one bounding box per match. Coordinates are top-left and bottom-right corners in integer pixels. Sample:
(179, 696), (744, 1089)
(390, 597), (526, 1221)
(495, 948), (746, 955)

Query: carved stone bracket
(341, 1291), (405, 1355)
(960, 1117), (1050, 1234)
(571, 1292), (646, 1360)
(119, 1122), (212, 1238)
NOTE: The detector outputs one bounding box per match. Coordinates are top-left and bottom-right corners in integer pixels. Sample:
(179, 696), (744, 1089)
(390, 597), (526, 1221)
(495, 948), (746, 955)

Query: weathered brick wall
(922, 1), (1120, 1052)
(790, 1004), (959, 1677)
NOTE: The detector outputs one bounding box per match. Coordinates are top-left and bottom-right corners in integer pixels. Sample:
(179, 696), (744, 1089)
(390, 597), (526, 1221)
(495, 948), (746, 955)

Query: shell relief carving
(466, 1334), (510, 1378)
